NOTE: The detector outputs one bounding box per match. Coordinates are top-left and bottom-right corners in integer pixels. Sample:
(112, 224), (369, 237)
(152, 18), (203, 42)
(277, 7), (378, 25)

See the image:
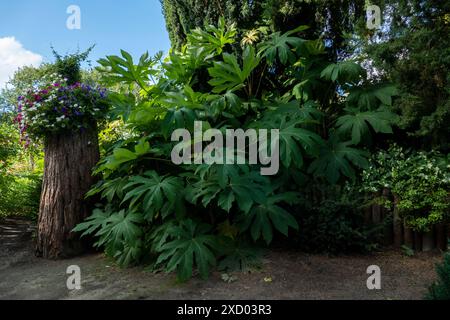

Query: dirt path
(0, 218), (442, 300)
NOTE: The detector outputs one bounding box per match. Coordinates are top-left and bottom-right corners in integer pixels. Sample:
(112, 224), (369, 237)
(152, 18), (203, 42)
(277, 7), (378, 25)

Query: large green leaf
(238, 193), (299, 244)
(74, 208), (144, 267)
(187, 17), (237, 55)
(134, 137), (151, 156)
(97, 210), (143, 246)
(218, 241), (263, 272)
(277, 119), (324, 168)
(128, 101), (166, 126)
(336, 108), (395, 144)
(308, 134), (369, 184)
(97, 50), (160, 91)
(186, 166), (269, 214)
(155, 219), (219, 281)
(159, 85), (206, 110)
(258, 25), (308, 64)
(96, 139), (151, 172)
(107, 92), (135, 122)
(347, 84), (398, 110)
(161, 107), (197, 139)
(207, 91), (243, 117)
(115, 240), (143, 267)
(260, 100), (323, 123)
(86, 177), (129, 202)
(72, 207), (112, 237)
(103, 148), (137, 170)
(122, 171), (185, 221)
(208, 46), (260, 93)
(320, 61), (366, 83)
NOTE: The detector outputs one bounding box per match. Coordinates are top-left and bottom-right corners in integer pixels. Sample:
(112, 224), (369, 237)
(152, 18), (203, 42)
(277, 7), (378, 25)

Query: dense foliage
(426, 252), (450, 300)
(73, 18), (399, 280)
(352, 0), (450, 151)
(0, 1), (447, 291)
(295, 182), (382, 253)
(0, 116), (17, 212)
(0, 64), (54, 113)
(0, 114), (42, 218)
(363, 145), (450, 232)
(160, 0), (365, 59)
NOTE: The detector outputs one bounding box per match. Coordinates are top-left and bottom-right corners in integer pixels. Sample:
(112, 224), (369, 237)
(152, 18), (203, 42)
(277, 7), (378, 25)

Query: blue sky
(0, 0), (171, 87)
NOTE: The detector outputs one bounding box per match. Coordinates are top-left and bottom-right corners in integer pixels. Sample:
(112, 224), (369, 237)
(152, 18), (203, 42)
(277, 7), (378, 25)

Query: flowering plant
(15, 74), (109, 144)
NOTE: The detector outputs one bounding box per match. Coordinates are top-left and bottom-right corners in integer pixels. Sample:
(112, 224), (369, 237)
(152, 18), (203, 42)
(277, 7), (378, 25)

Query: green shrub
(363, 145), (450, 232)
(74, 19), (397, 281)
(0, 173), (42, 219)
(0, 115), (42, 219)
(295, 183), (383, 254)
(426, 253), (450, 300)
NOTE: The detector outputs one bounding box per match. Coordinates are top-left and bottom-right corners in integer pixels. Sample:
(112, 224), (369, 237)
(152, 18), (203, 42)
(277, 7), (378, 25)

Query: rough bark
(36, 126), (99, 259)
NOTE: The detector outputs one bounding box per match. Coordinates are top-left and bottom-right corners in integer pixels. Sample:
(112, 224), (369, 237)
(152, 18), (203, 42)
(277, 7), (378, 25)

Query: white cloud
(0, 37), (43, 89)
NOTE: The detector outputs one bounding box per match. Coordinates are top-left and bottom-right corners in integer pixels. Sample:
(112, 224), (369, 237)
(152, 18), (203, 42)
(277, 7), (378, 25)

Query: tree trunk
(36, 126), (99, 259)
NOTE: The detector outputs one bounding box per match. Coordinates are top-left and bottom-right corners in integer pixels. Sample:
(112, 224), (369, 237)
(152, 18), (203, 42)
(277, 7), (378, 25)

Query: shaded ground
(0, 217), (443, 300)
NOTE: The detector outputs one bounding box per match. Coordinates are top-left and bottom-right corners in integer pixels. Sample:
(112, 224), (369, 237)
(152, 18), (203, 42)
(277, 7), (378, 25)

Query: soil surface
(0, 217), (443, 300)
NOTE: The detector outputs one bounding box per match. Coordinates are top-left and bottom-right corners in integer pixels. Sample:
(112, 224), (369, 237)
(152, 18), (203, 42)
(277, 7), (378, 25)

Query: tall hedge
(160, 0), (365, 60)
